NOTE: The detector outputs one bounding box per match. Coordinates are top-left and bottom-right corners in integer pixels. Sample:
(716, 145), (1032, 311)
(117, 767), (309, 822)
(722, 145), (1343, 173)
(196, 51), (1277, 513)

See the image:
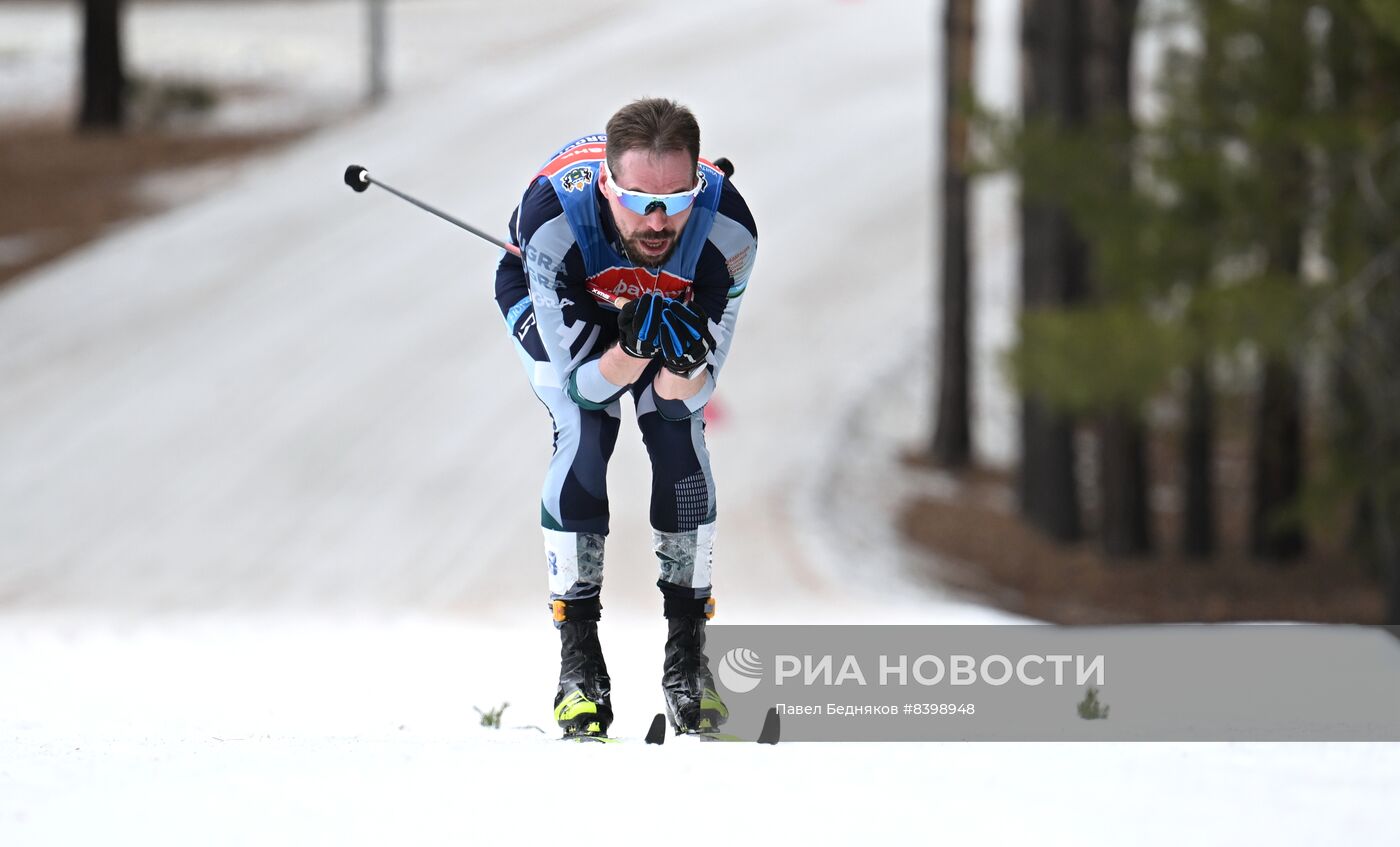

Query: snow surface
(1, 0), (1397, 844)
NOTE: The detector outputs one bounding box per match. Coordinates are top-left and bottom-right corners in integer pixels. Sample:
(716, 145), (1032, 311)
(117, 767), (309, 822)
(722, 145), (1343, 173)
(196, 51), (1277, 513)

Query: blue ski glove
(656, 300), (715, 376)
(617, 292), (666, 359)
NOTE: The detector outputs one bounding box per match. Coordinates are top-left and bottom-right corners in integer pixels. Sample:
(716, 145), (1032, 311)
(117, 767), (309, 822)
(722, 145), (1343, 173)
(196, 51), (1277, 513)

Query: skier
(493, 98), (757, 737)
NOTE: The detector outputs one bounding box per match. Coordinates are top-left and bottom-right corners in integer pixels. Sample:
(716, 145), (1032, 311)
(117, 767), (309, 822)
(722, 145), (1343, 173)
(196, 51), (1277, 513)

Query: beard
(620, 226), (679, 268)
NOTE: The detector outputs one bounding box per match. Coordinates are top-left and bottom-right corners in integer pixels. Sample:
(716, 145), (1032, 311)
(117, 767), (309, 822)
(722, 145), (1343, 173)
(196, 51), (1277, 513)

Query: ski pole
(343, 164), (522, 258)
(344, 162), (632, 306)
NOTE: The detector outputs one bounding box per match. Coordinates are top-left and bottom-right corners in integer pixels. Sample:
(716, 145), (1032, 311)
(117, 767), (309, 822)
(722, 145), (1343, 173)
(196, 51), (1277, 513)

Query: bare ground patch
(897, 435), (1387, 624)
(0, 119), (307, 289)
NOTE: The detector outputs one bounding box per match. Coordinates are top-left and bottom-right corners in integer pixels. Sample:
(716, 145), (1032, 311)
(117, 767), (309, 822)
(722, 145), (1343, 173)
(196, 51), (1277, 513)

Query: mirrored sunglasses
(603, 159), (702, 217)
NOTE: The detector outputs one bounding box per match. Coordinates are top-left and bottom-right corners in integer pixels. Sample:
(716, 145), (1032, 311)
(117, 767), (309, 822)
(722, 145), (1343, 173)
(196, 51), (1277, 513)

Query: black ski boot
(552, 597), (612, 738)
(660, 594), (728, 734)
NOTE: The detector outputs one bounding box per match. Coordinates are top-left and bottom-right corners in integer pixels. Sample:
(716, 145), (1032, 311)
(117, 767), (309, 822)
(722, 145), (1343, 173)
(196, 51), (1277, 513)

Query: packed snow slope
(2, 1), (1397, 844)
(0, 0), (1004, 617)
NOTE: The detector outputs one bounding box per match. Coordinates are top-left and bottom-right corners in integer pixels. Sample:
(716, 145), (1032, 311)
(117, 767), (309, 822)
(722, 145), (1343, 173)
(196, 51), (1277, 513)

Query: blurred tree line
(934, 0), (1400, 623)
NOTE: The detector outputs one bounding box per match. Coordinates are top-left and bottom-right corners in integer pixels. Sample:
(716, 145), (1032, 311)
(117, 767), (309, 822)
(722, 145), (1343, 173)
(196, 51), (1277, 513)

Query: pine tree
(1085, 0), (1151, 559)
(1319, 0), (1400, 621)
(996, 0), (1400, 607)
(1017, 0), (1085, 543)
(1245, 0), (1310, 564)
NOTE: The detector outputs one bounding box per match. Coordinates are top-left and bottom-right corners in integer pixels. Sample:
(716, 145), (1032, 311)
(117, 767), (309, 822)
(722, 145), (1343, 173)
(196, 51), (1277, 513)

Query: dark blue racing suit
(493, 135), (757, 614)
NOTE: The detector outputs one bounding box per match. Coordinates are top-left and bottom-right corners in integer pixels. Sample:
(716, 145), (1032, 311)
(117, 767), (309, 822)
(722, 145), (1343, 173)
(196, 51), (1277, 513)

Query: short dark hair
(605, 98), (700, 179)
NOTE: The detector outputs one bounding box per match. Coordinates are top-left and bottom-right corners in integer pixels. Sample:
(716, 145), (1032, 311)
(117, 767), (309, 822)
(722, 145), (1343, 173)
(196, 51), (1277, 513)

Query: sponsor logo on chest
(587, 267), (693, 304)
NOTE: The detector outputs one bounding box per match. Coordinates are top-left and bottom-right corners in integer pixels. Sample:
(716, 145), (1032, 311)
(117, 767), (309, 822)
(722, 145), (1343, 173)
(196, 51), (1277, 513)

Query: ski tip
(757, 706), (781, 745)
(645, 713), (667, 745)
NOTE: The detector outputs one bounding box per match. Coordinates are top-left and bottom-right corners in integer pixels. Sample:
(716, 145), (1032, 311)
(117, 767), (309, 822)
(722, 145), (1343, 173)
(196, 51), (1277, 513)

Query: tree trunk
(1017, 0), (1085, 542)
(1100, 406), (1152, 558)
(1250, 167), (1307, 564)
(1388, 561), (1400, 626)
(366, 0), (388, 104)
(1177, 1), (1228, 564)
(1082, 0), (1137, 114)
(1382, 495), (1400, 625)
(1181, 363), (1215, 559)
(78, 0), (126, 132)
(1247, 1), (1309, 565)
(1083, 0), (1148, 558)
(1021, 396), (1082, 542)
(932, 0), (976, 469)
(1251, 358), (1306, 560)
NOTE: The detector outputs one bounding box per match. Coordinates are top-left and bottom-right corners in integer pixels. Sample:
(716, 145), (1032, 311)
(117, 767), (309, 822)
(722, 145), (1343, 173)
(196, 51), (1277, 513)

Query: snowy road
(1, 0), (971, 616)
(2, 1), (1397, 843)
